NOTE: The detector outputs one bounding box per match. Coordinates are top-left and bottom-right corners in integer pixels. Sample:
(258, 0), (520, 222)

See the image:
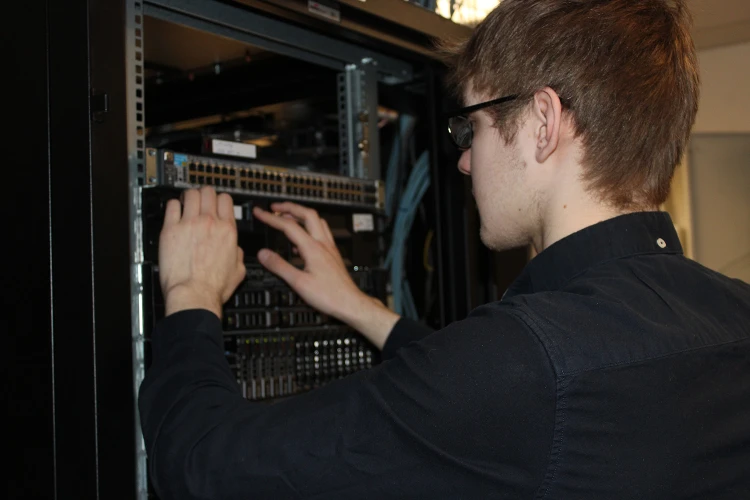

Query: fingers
(257, 249), (305, 287)
(182, 189), (201, 219)
(236, 247), (246, 284)
(269, 202), (327, 242)
(164, 199), (182, 227)
(253, 207), (315, 257)
(319, 218), (335, 245)
(217, 193), (236, 224)
(200, 186), (217, 217)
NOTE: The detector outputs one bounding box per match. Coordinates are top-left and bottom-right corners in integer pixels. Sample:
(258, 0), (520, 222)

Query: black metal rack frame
(12, 1), (490, 498)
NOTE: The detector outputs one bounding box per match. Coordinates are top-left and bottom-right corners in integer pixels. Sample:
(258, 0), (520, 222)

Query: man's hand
(253, 202), (399, 349)
(159, 187), (246, 319)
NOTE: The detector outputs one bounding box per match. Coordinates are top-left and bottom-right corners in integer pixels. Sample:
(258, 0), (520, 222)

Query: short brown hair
(443, 0), (700, 209)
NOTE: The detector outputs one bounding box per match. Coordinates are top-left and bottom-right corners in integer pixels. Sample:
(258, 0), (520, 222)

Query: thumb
(258, 249), (304, 287)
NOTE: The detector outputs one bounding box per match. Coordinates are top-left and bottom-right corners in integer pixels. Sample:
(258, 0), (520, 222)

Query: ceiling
(688, 0), (750, 49)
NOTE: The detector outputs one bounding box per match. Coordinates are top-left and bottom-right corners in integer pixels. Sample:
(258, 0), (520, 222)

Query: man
(140, 0), (750, 498)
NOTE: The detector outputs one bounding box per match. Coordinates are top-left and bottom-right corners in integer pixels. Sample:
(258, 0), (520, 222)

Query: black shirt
(139, 212), (750, 499)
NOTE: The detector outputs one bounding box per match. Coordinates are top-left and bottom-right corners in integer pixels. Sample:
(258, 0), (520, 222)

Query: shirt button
(656, 238), (667, 249)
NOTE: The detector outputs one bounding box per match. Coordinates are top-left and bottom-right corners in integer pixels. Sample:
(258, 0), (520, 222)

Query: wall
(688, 135), (750, 283)
(693, 42), (750, 133)
(683, 42), (750, 283)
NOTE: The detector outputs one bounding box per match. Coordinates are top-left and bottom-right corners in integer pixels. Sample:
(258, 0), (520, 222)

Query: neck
(531, 192), (655, 254)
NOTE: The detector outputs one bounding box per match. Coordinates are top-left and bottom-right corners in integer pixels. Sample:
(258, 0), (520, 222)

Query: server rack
(16, 1), (522, 498)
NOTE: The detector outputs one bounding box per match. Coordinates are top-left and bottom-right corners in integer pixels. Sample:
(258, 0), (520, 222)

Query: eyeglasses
(447, 94), (518, 150)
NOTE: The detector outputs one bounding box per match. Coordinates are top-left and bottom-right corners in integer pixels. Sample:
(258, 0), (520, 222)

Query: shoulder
(389, 301), (555, 389)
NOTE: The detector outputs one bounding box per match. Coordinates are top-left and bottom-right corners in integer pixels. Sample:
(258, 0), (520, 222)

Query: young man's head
(444, 0), (699, 251)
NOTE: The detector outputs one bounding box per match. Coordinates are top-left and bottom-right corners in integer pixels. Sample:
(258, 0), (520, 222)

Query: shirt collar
(503, 211), (683, 299)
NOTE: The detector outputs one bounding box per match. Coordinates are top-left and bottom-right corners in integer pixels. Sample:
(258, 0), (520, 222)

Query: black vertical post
(7, 0), (55, 497)
(426, 63), (472, 324)
(89, 0), (137, 497)
(47, 0), (100, 497)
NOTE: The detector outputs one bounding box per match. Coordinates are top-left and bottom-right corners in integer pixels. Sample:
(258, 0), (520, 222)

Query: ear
(531, 87), (563, 163)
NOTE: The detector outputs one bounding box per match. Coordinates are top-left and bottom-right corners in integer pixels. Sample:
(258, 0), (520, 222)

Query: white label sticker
(212, 139), (257, 159)
(353, 213), (374, 232)
(234, 206), (243, 220)
(308, 0), (341, 22)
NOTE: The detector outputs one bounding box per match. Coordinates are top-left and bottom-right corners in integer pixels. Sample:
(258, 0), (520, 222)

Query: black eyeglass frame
(445, 94), (519, 119)
(446, 94), (518, 150)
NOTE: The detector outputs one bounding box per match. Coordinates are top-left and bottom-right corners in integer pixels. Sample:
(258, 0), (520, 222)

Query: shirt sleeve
(139, 304), (556, 500)
(381, 317), (435, 360)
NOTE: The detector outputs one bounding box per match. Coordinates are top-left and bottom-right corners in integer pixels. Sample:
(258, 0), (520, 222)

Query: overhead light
(434, 0), (501, 25)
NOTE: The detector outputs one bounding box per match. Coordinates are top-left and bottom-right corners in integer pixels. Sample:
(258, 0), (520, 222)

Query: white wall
(687, 42), (750, 283)
(693, 42), (750, 133)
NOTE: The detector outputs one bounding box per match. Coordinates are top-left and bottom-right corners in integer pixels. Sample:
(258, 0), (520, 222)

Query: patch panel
(146, 148), (384, 211)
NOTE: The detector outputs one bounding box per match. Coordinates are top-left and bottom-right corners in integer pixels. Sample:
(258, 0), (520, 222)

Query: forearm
(139, 310), (243, 499)
(338, 294), (401, 350)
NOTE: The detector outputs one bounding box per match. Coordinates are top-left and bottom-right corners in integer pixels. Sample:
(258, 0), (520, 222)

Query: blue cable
(385, 115), (416, 218)
(386, 150), (430, 317)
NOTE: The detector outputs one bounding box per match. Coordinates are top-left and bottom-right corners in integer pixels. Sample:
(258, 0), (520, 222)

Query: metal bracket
(338, 59), (380, 180)
(126, 1), (148, 499)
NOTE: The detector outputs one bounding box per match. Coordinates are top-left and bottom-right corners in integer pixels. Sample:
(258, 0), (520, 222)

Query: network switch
(145, 148), (385, 211)
(143, 263), (385, 403)
(226, 330), (375, 401)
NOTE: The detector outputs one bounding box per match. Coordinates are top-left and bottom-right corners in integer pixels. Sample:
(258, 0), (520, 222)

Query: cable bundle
(385, 150), (431, 319)
(385, 114), (417, 218)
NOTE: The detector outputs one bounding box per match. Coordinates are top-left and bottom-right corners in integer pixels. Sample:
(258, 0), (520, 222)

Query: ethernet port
(229, 168), (236, 176)
(239, 169), (246, 178)
(222, 166), (229, 175)
(197, 164), (205, 172)
(230, 180), (236, 188)
(205, 165), (213, 174)
(189, 162), (196, 171)
(189, 174), (197, 183)
(198, 175), (205, 183)
(222, 178), (229, 187)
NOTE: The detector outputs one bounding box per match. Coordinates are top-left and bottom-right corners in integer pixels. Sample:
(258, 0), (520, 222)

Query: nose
(457, 149), (471, 176)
